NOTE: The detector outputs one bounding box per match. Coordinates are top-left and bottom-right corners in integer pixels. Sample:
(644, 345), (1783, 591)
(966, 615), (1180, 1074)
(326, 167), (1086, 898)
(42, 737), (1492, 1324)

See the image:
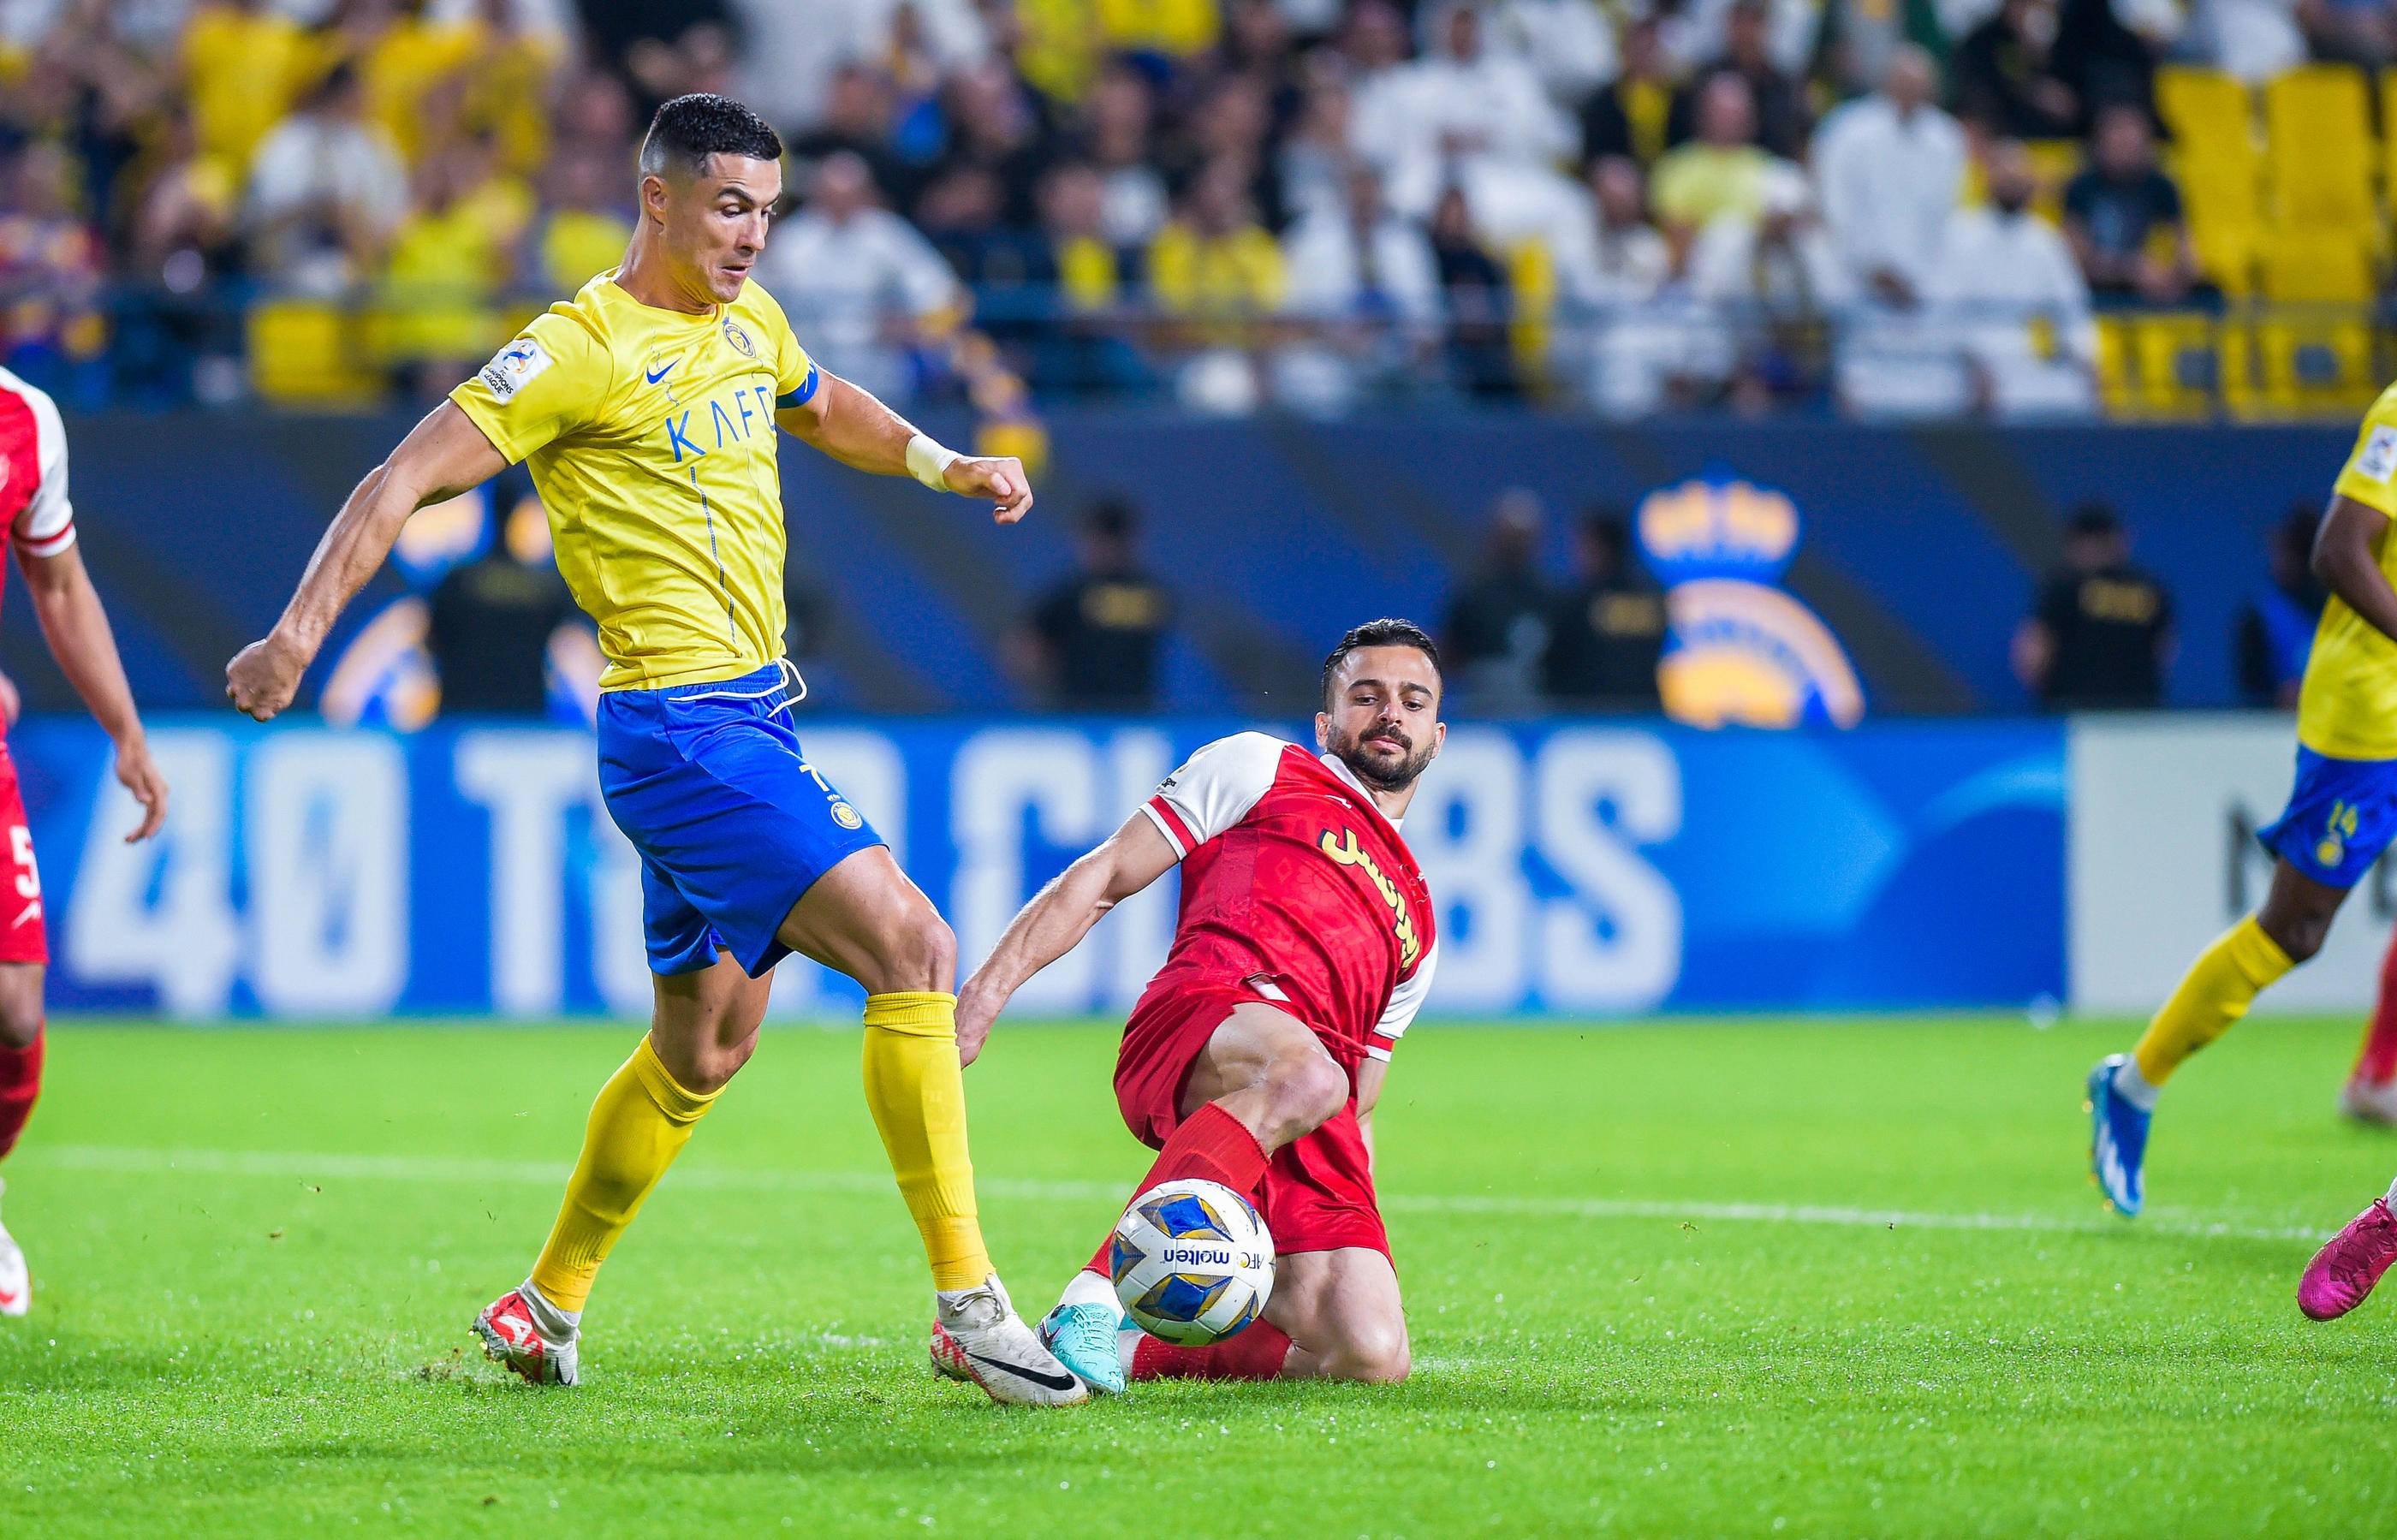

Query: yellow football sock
(861, 991), (992, 1292)
(2132, 915), (2294, 1085)
(528, 1035), (719, 1312)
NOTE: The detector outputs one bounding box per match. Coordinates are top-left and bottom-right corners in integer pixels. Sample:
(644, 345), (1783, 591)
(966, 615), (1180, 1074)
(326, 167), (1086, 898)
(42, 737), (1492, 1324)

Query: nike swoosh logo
(0, 1288), (20, 1306)
(645, 359), (679, 384)
(967, 1349), (1079, 1393)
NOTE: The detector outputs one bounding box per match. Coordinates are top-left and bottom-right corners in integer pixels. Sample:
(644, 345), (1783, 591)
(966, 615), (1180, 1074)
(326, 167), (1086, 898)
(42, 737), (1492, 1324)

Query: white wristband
(905, 432), (961, 491)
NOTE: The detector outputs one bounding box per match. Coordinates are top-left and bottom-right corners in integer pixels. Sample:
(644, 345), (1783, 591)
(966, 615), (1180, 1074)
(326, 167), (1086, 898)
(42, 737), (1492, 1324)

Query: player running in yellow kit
(2089, 378), (2397, 1222)
(224, 95), (1083, 1404)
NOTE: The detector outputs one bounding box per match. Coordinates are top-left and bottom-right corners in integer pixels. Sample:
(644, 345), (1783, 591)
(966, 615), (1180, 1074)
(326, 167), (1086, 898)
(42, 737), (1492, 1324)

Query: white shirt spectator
(1555, 215), (1679, 419)
(245, 108), (408, 294)
(247, 116), (407, 231)
(757, 205), (963, 403)
(1557, 218), (1672, 306)
(1281, 209), (1443, 323)
(1929, 205), (2098, 417)
(1098, 165), (1171, 250)
(1354, 33), (1576, 207)
(1812, 94), (1967, 297)
(729, 0), (988, 131)
(1480, 0), (1619, 106)
(2194, 0), (2305, 82)
(1688, 208), (1850, 308)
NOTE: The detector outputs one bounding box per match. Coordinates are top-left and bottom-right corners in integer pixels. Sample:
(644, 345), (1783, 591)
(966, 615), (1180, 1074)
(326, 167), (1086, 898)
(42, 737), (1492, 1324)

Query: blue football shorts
(2257, 745), (2397, 889)
(596, 663), (884, 977)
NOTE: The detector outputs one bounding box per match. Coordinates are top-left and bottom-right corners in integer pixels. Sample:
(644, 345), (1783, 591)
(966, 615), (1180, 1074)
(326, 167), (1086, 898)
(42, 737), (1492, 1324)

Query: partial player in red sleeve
(956, 618), (1444, 1391)
(0, 367), (171, 1317)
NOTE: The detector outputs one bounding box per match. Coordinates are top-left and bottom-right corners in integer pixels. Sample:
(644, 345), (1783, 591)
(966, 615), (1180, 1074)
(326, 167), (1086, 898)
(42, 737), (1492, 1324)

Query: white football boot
(0, 1179), (25, 1317)
(929, 1273), (1088, 1406)
(473, 1282), (580, 1386)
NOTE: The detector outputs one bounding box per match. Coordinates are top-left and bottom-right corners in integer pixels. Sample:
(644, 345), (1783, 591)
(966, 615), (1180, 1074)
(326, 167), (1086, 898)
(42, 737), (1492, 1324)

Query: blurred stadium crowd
(0, 0), (2391, 419)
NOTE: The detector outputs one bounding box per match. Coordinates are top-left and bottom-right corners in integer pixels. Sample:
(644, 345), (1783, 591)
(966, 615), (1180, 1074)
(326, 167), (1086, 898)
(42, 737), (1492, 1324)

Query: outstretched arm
(955, 812), (1179, 1066)
(2316, 494), (2397, 644)
(778, 371), (1032, 525)
(20, 544), (166, 841)
(226, 402), (507, 721)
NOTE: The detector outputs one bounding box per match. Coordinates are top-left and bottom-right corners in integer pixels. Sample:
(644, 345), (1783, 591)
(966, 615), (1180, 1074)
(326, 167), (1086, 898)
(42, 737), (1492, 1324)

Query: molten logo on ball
(1109, 1178), (1276, 1347)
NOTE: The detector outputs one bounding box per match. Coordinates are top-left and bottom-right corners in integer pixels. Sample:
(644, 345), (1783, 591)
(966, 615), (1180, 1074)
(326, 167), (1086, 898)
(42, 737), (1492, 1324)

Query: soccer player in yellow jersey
(224, 95), (1085, 1405)
(2088, 380), (2397, 1222)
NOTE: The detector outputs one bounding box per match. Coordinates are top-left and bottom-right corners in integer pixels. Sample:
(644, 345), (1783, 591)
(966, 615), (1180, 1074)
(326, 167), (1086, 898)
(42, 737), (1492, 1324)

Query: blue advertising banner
(9, 716), (2064, 1019)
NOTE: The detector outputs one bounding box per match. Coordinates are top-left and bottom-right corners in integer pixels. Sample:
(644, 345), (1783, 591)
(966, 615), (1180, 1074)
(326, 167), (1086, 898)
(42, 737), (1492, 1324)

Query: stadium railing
(39, 281), (2397, 421)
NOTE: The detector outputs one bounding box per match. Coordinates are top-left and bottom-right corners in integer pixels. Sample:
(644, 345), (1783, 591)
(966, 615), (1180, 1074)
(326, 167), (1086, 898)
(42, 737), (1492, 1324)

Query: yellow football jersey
(2301, 380), (2397, 758)
(450, 273), (817, 692)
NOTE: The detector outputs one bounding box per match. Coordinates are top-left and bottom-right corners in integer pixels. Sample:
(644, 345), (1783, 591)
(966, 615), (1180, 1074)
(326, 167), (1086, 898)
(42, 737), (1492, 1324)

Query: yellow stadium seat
(2249, 228), (2379, 414)
(2130, 312), (2220, 418)
(2382, 70), (2397, 193)
(2094, 315), (2136, 415)
(2264, 66), (2375, 231)
(2251, 314), (2376, 413)
(247, 300), (384, 407)
(2258, 231), (2375, 302)
(2156, 67), (2257, 164)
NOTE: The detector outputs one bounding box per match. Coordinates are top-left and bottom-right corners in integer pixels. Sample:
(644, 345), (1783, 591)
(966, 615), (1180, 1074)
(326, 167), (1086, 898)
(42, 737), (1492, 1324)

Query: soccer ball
(1109, 1179), (1276, 1347)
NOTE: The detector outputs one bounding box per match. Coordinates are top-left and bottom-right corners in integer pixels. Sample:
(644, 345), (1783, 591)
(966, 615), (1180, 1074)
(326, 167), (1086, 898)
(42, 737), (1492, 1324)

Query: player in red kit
(0, 366), (170, 1317)
(956, 618), (1443, 1392)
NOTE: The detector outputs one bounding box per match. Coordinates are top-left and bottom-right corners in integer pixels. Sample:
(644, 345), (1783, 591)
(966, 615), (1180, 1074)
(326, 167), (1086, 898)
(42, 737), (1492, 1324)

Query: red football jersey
(0, 368), (78, 586)
(1137, 733), (1439, 1068)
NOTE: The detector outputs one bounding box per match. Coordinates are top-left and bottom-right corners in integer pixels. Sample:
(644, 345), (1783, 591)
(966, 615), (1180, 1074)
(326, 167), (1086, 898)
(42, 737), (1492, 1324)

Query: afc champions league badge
(722, 318), (756, 358)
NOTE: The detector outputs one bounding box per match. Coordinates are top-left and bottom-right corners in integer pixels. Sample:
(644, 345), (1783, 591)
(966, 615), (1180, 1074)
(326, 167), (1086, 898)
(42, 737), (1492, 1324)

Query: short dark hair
(1582, 506), (1632, 559)
(639, 94), (783, 183)
(1084, 496), (1138, 540)
(1321, 618), (1442, 710)
(2066, 502), (2120, 539)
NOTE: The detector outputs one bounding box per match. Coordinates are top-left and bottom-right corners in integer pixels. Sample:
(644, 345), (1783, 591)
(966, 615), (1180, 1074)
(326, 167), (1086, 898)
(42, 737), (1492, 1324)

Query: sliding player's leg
(2340, 927), (2397, 1124)
(1043, 998), (1355, 1393)
(1127, 1246), (1407, 1384)
(775, 844), (1084, 1406)
(0, 961), (45, 1318)
(1127, 1102), (1407, 1385)
(476, 952), (766, 1385)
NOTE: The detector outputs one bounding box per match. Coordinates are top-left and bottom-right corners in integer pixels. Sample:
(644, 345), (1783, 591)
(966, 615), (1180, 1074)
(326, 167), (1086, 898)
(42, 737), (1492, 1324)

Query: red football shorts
(0, 753), (45, 966)
(1114, 984), (1390, 1261)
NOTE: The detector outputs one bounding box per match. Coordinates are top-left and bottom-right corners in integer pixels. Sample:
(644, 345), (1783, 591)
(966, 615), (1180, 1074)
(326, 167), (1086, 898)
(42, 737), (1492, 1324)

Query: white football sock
(2113, 1057), (2162, 1113)
(1058, 1268), (1118, 1316)
(519, 1279), (581, 1341)
(2382, 1171), (2397, 1206)
(1117, 1325), (1144, 1375)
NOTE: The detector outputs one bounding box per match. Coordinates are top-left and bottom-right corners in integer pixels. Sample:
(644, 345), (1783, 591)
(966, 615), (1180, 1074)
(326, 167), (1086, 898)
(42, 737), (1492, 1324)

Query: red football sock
(1087, 1102), (1271, 1276)
(2356, 934), (2397, 1085)
(0, 1028), (41, 1162)
(1131, 1320), (1293, 1382)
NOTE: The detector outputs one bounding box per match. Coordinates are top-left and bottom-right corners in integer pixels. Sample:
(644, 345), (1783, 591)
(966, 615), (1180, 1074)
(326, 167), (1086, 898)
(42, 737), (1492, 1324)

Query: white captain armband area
(1365, 941), (1438, 1061)
(1139, 730), (1288, 859)
(9, 374), (74, 558)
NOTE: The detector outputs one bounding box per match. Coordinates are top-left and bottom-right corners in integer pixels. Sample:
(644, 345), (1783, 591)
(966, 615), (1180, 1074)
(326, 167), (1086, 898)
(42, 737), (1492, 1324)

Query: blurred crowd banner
(2070, 715), (2394, 1014)
(13, 716), (2064, 1020)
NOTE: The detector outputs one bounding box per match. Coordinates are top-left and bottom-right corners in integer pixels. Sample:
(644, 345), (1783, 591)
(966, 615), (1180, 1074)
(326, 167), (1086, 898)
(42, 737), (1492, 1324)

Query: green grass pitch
(5, 1014), (2397, 1537)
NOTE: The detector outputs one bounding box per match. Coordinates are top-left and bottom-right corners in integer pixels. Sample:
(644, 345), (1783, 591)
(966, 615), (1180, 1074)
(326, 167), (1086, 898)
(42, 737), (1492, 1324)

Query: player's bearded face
(1329, 715), (1438, 791)
(1321, 649), (1444, 792)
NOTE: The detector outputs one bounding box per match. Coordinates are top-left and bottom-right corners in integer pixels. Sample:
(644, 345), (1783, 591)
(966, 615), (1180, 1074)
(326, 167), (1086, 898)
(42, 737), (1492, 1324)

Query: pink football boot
(2299, 1198), (2397, 1322)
